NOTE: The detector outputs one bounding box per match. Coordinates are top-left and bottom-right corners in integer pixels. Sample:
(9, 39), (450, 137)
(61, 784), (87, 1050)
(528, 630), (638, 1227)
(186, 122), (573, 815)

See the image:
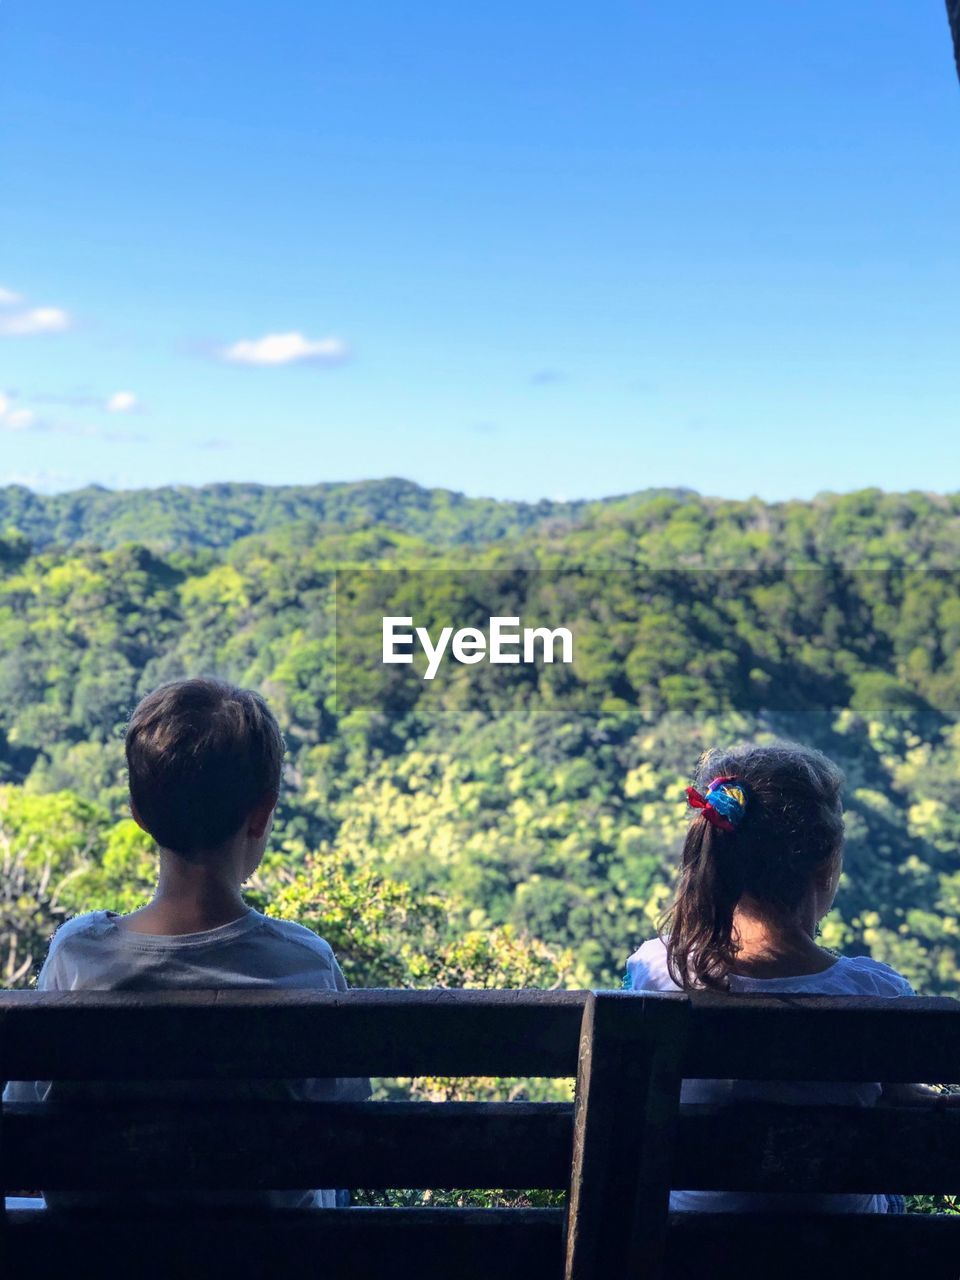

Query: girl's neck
(728, 906), (836, 978)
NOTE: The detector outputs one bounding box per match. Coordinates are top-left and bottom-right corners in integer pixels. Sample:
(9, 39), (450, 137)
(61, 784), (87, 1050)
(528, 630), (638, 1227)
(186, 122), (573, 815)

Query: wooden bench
(2, 989), (960, 1279)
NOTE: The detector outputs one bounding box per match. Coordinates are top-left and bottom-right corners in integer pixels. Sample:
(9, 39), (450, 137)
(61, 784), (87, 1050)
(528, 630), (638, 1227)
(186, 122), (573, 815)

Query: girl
(625, 741), (918, 1215)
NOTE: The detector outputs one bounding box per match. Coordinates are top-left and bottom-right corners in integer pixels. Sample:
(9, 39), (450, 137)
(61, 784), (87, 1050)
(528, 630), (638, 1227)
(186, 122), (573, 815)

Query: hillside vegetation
(2, 482), (960, 998)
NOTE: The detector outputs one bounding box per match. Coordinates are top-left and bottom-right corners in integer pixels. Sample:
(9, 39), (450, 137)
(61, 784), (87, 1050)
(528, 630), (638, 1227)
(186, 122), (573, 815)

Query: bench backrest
(0, 988), (584, 1280)
(567, 992), (960, 1280)
(4, 989), (960, 1280)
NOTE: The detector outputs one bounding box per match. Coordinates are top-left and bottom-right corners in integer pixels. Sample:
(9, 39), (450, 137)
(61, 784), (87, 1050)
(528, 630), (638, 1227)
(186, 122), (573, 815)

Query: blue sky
(1, 2), (958, 502)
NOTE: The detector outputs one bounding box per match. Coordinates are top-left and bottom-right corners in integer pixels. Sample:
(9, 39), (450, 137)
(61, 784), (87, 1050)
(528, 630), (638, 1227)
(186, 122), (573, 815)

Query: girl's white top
(625, 936), (916, 1215)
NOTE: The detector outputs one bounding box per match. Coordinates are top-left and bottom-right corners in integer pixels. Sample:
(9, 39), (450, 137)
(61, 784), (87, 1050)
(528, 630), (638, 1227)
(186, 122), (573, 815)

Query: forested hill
(2, 480), (960, 564)
(0, 478), (597, 551)
(3, 481), (960, 1001)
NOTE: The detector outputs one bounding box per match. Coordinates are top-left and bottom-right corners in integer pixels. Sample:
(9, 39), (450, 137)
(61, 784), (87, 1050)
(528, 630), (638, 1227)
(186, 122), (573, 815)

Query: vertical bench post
(565, 992), (688, 1280)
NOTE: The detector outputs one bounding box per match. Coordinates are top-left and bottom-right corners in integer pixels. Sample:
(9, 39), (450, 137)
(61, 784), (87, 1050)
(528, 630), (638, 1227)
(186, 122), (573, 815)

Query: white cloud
(0, 286), (23, 307)
(221, 331), (349, 367)
(6, 408), (36, 430)
(0, 394), (143, 440)
(0, 386), (146, 441)
(0, 394), (36, 430)
(0, 306), (72, 337)
(0, 403), (42, 432)
(106, 390), (138, 413)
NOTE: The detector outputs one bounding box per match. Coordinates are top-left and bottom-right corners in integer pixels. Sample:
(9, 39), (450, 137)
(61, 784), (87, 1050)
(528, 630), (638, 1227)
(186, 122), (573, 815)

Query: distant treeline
(2, 479), (960, 565)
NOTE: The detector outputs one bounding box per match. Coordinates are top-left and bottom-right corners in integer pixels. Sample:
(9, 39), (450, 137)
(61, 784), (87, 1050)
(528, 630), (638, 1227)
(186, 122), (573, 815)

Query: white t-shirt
(625, 936), (916, 1215)
(4, 908), (371, 1210)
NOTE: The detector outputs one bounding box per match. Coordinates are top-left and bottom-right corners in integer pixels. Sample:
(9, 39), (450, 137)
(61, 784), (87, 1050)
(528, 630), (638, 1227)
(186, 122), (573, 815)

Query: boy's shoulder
(42, 911), (348, 992)
(48, 910), (114, 952)
(253, 915), (349, 990)
(50, 910), (337, 957)
(257, 915), (340, 966)
(38, 911), (115, 989)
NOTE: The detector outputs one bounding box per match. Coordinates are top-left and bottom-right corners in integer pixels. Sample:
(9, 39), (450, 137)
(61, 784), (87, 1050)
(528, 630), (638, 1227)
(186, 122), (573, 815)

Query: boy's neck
(119, 848), (250, 936)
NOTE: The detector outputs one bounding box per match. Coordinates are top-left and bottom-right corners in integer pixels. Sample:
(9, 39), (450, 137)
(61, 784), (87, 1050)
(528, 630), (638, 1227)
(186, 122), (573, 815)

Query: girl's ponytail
(664, 778), (749, 990)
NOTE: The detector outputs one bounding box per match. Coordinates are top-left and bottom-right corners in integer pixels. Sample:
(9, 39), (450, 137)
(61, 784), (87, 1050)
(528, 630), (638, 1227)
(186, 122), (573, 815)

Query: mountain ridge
(1, 477), (958, 559)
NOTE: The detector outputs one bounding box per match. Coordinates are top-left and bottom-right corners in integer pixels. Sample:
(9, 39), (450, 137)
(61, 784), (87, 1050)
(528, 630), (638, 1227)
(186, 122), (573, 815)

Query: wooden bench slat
(0, 989), (586, 1079)
(4, 1207), (566, 1280)
(10, 991), (960, 1082)
(674, 1103), (960, 1193)
(666, 1211), (960, 1280)
(681, 992), (960, 1081)
(2, 1100), (573, 1191)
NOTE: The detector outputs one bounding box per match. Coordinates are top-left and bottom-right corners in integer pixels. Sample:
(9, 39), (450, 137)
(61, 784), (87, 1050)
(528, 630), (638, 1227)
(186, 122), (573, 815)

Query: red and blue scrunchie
(685, 775), (748, 833)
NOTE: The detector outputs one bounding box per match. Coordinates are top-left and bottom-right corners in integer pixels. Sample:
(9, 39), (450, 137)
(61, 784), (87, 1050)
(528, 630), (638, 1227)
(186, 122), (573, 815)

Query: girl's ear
(815, 849), (843, 907)
(129, 800), (149, 834)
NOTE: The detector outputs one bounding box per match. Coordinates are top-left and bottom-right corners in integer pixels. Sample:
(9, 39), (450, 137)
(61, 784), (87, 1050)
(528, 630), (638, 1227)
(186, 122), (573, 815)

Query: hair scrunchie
(685, 775), (748, 833)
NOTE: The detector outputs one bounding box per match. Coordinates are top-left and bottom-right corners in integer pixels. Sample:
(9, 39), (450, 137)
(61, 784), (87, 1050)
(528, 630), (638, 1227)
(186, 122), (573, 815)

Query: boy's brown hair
(125, 677), (285, 858)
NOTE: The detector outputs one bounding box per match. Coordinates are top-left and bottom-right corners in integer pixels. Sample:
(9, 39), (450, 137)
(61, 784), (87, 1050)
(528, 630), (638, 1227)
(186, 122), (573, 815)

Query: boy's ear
(247, 791), (279, 840)
(129, 800), (149, 834)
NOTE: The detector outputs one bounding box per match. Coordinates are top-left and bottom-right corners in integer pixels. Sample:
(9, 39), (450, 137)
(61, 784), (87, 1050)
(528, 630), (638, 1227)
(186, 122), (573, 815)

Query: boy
(5, 676), (368, 1208)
